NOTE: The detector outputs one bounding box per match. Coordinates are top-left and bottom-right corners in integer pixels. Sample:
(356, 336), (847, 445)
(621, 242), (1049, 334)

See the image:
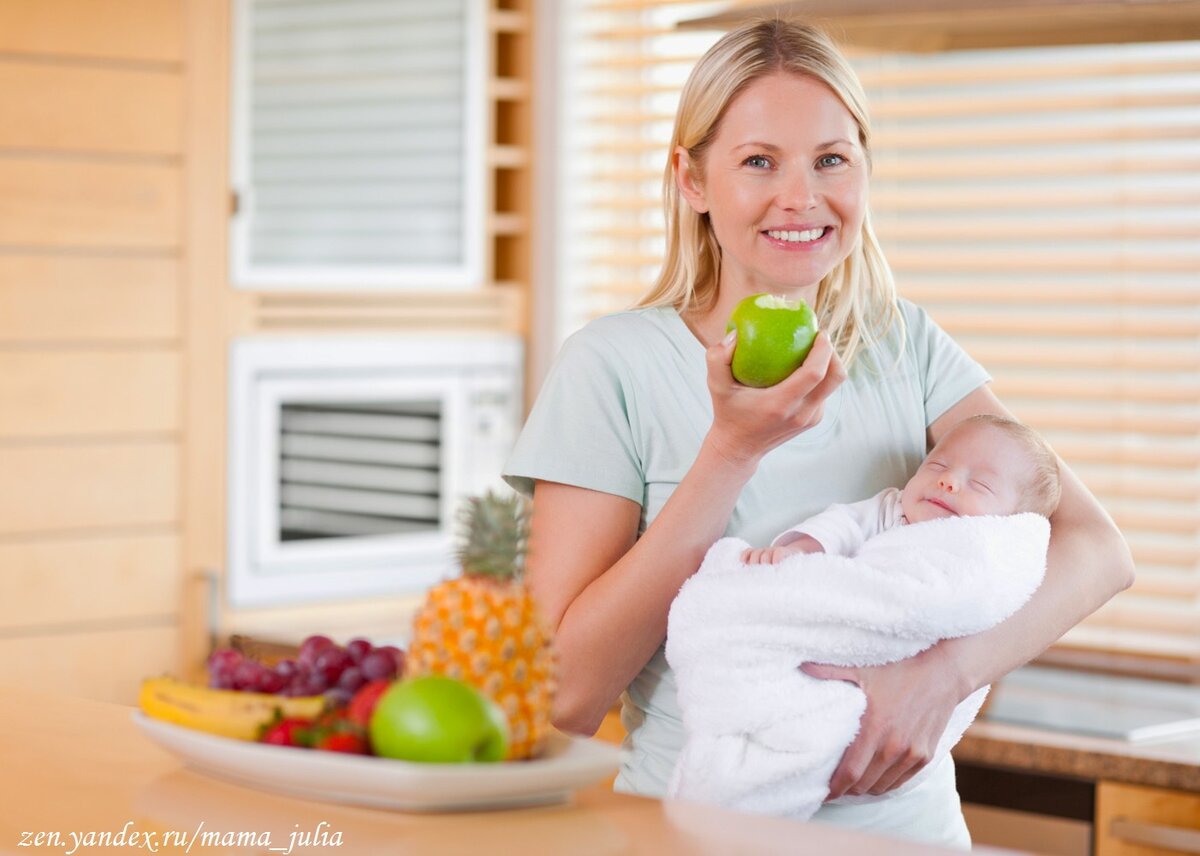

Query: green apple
(368, 676), (509, 763)
(726, 293), (819, 387)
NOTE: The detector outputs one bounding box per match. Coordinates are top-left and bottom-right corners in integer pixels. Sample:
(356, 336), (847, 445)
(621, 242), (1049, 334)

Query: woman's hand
(705, 329), (846, 466)
(801, 643), (967, 799)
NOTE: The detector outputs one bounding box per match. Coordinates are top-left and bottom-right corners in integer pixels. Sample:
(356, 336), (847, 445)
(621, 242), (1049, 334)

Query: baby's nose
(939, 476), (957, 493)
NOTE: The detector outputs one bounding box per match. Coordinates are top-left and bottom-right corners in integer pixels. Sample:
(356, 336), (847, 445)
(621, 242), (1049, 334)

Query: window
(230, 0), (487, 290)
(561, 0), (1200, 667)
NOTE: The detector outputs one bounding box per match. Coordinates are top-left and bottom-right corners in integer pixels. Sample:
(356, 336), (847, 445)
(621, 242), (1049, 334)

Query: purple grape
(324, 687), (353, 707)
(314, 646), (352, 684)
(256, 669), (287, 694)
(297, 634), (335, 666)
(360, 650), (395, 681)
(208, 670), (235, 689)
(207, 648), (243, 671)
(336, 666), (364, 692)
(380, 646), (406, 677)
(297, 669), (328, 695)
(345, 638), (372, 664)
(233, 660), (263, 691)
(274, 658), (298, 681)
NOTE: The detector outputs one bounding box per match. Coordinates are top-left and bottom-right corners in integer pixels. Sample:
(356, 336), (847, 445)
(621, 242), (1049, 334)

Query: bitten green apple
(368, 676), (509, 763)
(726, 293), (819, 387)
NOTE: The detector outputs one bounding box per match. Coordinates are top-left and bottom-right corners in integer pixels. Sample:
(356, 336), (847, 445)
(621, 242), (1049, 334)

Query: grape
(274, 658), (298, 681)
(233, 660), (264, 691)
(336, 666), (364, 692)
(207, 648), (242, 671)
(360, 650), (396, 681)
(314, 646), (353, 684)
(380, 646), (406, 678)
(297, 635), (335, 666)
(345, 638), (372, 664)
(325, 687), (353, 708)
(256, 669), (287, 694)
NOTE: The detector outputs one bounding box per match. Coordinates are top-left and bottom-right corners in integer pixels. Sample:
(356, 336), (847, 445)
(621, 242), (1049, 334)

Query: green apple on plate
(369, 676), (510, 764)
(726, 293), (819, 388)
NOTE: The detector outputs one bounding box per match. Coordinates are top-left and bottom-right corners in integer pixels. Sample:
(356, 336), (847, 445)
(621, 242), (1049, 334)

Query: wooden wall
(0, 0), (535, 702)
(0, 0), (185, 701)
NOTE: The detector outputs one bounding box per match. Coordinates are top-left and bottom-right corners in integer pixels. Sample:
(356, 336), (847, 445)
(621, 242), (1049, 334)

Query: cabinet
(1095, 781), (1200, 856)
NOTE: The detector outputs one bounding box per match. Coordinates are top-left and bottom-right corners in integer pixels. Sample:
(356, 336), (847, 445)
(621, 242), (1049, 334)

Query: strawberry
(347, 679), (393, 728)
(315, 731), (369, 754)
(259, 717), (313, 747)
(304, 708), (369, 755)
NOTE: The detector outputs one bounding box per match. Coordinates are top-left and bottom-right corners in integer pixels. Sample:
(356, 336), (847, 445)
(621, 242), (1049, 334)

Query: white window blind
(562, 0), (1200, 666)
(231, 0), (486, 290)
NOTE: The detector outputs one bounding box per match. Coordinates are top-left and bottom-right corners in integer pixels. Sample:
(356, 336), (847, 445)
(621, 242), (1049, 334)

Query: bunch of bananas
(139, 677), (326, 740)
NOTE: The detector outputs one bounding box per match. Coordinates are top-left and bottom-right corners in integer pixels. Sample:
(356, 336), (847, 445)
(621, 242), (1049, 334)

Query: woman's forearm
(551, 438), (758, 733)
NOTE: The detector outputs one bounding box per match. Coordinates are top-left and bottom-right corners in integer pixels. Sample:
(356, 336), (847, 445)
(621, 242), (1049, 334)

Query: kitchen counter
(955, 718), (1200, 793)
(0, 689), (1020, 856)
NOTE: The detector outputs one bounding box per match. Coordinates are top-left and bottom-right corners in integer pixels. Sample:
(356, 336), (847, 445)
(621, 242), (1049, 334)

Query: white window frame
(228, 0), (488, 291)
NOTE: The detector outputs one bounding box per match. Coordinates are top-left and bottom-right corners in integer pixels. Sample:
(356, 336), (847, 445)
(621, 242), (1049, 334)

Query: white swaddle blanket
(665, 513), (1050, 819)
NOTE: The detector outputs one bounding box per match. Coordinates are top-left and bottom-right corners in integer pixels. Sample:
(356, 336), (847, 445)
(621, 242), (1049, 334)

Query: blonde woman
(503, 18), (1131, 848)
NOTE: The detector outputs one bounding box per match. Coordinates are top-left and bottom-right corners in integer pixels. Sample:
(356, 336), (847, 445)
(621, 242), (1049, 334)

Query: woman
(503, 18), (1132, 848)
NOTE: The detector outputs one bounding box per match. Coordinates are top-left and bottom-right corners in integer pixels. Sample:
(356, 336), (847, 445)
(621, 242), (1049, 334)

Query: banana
(139, 676), (326, 741)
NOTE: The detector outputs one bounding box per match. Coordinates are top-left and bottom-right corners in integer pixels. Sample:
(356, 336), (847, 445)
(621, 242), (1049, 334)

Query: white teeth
(766, 228), (825, 243)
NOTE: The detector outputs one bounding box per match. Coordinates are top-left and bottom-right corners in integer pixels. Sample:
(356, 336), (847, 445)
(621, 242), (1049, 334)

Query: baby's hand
(740, 545), (797, 565)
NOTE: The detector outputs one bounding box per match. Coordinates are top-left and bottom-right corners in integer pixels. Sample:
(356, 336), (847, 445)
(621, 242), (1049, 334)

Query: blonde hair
(633, 18), (902, 369)
(958, 415), (1062, 517)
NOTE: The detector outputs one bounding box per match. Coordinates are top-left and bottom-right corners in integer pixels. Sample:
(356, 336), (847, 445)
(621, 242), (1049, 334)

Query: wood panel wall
(0, 0), (185, 702)
(0, 0), (537, 701)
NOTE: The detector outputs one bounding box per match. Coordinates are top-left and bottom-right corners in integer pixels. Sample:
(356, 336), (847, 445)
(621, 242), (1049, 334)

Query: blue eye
(744, 155), (772, 169)
(817, 154), (846, 168)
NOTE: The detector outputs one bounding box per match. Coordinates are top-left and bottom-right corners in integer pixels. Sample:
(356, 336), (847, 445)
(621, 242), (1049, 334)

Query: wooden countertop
(955, 718), (1200, 792)
(0, 690), (1020, 856)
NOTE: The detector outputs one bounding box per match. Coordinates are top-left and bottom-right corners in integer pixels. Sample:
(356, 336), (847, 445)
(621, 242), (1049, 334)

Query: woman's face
(677, 72), (868, 302)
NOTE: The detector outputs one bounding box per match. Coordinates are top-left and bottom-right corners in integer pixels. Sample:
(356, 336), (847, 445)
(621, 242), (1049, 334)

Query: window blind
(230, 0), (485, 289)
(562, 0), (1200, 666)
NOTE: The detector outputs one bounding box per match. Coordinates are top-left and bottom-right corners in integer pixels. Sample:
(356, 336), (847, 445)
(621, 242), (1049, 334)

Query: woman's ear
(674, 146), (709, 214)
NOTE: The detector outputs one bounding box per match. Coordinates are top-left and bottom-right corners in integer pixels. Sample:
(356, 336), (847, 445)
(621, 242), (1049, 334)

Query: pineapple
(408, 490), (556, 760)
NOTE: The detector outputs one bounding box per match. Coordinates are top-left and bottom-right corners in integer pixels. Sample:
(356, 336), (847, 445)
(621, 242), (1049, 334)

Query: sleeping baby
(742, 413), (1061, 566)
(665, 414), (1061, 822)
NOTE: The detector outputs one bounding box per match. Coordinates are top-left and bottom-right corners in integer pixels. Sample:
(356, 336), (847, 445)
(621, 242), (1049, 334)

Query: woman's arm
(815, 383), (1134, 799)
(528, 331), (846, 734)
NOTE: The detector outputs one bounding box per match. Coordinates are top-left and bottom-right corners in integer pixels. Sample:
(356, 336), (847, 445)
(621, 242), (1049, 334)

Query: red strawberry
(347, 679), (394, 728)
(315, 731), (368, 754)
(260, 717), (312, 747)
(305, 708), (369, 755)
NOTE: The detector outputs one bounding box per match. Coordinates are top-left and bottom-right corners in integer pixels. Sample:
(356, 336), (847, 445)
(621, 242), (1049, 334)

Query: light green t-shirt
(503, 299), (989, 847)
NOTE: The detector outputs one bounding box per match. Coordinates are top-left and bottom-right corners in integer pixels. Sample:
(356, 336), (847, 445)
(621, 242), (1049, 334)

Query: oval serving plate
(132, 712), (623, 812)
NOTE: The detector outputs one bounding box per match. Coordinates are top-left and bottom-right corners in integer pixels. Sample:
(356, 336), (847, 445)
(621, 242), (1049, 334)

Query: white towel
(664, 513), (1049, 819)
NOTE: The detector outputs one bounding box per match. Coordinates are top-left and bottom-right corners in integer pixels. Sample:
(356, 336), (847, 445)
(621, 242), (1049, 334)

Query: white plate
(132, 712), (623, 812)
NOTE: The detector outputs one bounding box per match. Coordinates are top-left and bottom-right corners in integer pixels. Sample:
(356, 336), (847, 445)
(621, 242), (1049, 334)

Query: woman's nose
(778, 169), (818, 210)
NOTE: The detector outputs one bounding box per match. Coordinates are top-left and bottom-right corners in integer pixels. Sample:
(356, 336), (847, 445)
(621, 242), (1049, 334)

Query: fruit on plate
(369, 676), (509, 763)
(260, 717), (312, 747)
(206, 635), (403, 707)
(139, 676), (326, 741)
(346, 678), (393, 729)
(407, 491), (556, 760)
(726, 293), (819, 387)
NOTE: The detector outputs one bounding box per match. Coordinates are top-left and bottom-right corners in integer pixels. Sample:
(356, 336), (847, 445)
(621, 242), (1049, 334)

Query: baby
(742, 414), (1062, 565)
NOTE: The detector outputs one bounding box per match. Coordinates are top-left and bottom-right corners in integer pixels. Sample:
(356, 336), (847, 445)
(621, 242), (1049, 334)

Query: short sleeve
(900, 300), (992, 427)
(503, 328), (645, 505)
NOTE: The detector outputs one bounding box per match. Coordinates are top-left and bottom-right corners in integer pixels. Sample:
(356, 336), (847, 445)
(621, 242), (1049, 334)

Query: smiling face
(675, 72), (868, 309)
(901, 421), (1038, 524)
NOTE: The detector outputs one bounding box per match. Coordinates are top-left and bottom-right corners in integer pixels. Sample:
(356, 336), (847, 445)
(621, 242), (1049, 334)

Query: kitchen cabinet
(1095, 781), (1200, 856)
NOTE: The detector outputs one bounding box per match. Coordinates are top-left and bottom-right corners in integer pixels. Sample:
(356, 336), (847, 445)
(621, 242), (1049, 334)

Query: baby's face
(901, 423), (1034, 523)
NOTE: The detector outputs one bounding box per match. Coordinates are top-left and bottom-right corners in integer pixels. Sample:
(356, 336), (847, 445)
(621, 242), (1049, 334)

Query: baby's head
(901, 415), (1061, 524)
